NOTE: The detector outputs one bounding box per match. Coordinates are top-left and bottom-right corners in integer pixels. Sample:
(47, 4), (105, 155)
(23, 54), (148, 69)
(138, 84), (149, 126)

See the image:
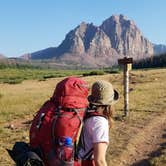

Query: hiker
(77, 80), (119, 166)
(29, 77), (89, 166)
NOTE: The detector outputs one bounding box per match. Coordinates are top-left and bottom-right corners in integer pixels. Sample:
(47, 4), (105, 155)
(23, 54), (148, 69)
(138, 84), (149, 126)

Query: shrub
(43, 74), (57, 79)
(0, 93), (3, 98)
(104, 68), (120, 74)
(83, 70), (105, 76)
(38, 78), (47, 81)
(3, 79), (23, 84)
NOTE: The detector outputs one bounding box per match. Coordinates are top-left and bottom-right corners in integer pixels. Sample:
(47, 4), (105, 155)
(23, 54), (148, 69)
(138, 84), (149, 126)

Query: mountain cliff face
(100, 15), (154, 59)
(22, 15), (154, 67)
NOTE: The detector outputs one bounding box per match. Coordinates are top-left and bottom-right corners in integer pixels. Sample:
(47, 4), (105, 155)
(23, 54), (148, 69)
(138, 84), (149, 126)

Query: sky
(0, 0), (166, 57)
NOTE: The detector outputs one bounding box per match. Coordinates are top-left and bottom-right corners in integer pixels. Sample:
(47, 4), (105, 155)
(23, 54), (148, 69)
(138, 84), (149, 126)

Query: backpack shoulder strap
(84, 110), (108, 120)
(51, 106), (61, 145)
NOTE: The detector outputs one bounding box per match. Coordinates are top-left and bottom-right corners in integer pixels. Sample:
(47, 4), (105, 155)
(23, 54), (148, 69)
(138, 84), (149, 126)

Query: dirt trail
(114, 113), (166, 166)
(5, 113), (166, 166)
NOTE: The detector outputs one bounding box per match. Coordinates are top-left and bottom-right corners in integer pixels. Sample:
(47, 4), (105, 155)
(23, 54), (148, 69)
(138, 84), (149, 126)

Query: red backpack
(30, 77), (89, 166)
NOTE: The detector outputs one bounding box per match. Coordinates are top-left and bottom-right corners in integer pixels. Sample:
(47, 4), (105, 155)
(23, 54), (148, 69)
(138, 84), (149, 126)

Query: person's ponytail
(103, 105), (114, 128)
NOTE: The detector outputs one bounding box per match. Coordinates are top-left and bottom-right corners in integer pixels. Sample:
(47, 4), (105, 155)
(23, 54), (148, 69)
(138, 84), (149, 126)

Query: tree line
(133, 53), (166, 69)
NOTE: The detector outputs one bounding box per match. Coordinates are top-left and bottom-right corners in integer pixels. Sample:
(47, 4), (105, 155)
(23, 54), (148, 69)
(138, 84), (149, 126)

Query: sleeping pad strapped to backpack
(29, 77), (89, 166)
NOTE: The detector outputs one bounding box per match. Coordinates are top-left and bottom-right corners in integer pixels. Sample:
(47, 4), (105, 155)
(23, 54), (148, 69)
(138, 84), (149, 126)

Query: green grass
(0, 68), (113, 84)
(0, 68), (80, 83)
(0, 68), (73, 84)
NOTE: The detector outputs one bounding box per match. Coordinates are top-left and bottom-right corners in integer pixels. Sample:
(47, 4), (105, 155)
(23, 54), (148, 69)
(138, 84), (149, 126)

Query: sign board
(118, 57), (133, 65)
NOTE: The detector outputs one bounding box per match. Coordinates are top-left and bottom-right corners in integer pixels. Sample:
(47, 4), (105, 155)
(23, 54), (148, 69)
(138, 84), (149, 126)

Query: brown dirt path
(114, 113), (166, 166)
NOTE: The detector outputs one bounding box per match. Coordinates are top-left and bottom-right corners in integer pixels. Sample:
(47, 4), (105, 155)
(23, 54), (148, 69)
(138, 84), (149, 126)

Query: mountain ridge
(20, 14), (161, 67)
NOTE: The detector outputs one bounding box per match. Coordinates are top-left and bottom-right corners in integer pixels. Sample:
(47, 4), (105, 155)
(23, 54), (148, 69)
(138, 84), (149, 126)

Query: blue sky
(0, 0), (166, 57)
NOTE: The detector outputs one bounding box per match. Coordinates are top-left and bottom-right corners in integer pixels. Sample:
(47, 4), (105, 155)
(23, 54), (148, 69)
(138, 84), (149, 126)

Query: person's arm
(93, 142), (108, 166)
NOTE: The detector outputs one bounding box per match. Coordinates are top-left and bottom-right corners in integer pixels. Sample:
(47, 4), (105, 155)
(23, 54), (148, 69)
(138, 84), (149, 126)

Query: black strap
(52, 107), (61, 146)
(85, 111), (107, 120)
(47, 107), (61, 160)
(83, 148), (93, 160)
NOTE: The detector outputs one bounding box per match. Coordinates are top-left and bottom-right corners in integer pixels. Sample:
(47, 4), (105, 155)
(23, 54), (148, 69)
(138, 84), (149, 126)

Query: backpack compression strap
(51, 107), (86, 143)
(47, 107), (86, 160)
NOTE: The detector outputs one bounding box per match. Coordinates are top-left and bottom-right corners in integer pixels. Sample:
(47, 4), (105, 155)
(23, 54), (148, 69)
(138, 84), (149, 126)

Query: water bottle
(64, 137), (74, 161)
(58, 136), (74, 162)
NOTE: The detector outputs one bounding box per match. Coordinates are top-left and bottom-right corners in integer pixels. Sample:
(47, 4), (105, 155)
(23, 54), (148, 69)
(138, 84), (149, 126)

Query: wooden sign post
(118, 57), (133, 117)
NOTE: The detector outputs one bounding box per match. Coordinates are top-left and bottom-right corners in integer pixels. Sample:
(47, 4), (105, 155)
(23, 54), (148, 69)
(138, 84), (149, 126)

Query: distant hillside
(0, 57), (93, 70)
(153, 44), (166, 55)
(21, 47), (57, 60)
(20, 14), (154, 67)
(0, 58), (39, 69)
(0, 54), (6, 59)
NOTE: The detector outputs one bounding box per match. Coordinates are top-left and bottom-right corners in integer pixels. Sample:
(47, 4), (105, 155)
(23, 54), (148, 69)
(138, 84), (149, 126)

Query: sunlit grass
(0, 68), (166, 165)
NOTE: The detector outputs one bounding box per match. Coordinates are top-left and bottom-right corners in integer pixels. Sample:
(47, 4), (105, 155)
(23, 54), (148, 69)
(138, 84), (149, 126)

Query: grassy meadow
(0, 68), (88, 84)
(0, 68), (166, 165)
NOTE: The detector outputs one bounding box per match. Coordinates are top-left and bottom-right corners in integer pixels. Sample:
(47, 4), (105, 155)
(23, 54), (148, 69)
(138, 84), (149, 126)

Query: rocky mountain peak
(79, 21), (88, 28)
(75, 22), (88, 37)
(25, 14), (155, 67)
(100, 14), (152, 57)
(56, 22), (98, 55)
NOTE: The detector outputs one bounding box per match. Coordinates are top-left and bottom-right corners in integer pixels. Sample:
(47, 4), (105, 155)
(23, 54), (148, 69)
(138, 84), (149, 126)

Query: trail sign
(118, 57), (133, 64)
(118, 57), (133, 117)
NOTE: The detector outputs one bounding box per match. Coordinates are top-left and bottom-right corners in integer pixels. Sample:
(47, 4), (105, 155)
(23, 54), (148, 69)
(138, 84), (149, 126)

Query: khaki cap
(88, 80), (119, 105)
